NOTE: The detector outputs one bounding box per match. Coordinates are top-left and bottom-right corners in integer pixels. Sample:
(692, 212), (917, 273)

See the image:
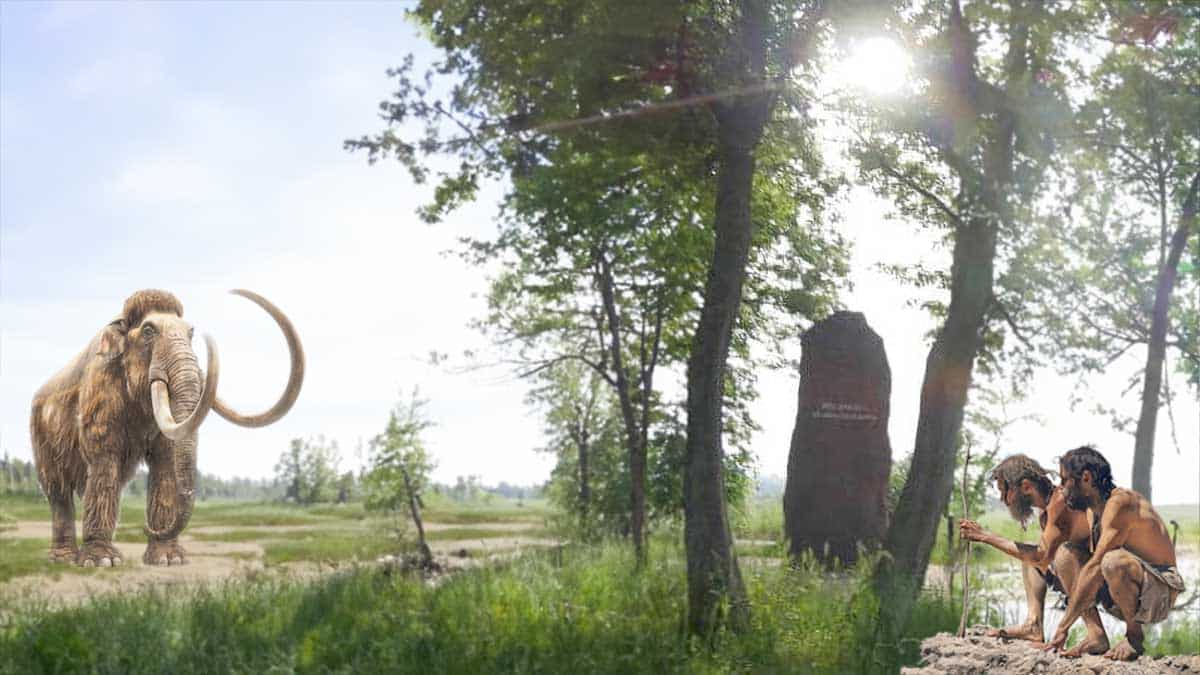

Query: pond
(930, 548), (1200, 642)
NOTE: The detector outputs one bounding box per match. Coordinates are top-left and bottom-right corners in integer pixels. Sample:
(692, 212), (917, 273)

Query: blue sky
(2, 1), (1197, 503)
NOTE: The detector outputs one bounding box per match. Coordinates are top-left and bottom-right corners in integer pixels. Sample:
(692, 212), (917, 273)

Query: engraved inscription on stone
(811, 402), (880, 422)
(784, 310), (892, 566)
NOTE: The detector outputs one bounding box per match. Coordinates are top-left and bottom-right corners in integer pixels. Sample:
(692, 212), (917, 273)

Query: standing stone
(784, 311), (891, 565)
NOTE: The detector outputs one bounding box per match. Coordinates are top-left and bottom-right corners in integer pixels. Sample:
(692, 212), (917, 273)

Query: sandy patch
(0, 537), (266, 609)
(1, 519), (559, 608)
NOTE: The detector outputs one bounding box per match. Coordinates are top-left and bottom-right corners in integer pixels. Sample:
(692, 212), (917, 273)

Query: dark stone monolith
(784, 310), (891, 565)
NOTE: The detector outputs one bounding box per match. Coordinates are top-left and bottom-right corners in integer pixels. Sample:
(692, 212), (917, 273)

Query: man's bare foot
(1103, 639), (1143, 662)
(1060, 634), (1110, 658)
(986, 623), (1043, 642)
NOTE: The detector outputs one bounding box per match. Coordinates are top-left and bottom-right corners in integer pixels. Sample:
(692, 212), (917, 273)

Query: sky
(1, 2), (1197, 504)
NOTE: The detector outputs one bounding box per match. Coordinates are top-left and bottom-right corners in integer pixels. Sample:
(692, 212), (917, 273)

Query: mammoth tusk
(212, 289), (305, 428)
(151, 335), (219, 441)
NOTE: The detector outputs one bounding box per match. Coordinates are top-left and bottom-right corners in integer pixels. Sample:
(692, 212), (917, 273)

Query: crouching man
(959, 454), (1108, 654)
(1046, 445), (1185, 661)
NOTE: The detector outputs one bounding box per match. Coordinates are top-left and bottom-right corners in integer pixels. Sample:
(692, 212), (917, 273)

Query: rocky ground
(903, 628), (1200, 674)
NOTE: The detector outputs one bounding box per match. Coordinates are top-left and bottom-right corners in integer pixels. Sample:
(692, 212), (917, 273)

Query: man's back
(1101, 488), (1176, 566)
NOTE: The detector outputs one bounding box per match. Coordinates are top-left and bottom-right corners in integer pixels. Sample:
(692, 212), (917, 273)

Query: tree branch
(879, 162), (963, 225)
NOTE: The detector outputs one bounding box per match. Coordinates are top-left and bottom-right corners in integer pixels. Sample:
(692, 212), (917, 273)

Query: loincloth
(1093, 552), (1185, 624)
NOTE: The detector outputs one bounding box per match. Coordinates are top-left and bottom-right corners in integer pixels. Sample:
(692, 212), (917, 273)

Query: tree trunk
(879, 215), (997, 602)
(401, 465), (432, 567)
(597, 253), (647, 562)
(875, 2), (1025, 649)
(577, 425), (591, 527)
(1132, 173), (1199, 499)
(684, 107), (767, 635)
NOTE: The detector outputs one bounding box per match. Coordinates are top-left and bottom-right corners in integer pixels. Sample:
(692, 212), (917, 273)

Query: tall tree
(848, 0), (1074, 640)
(1030, 4), (1199, 499)
(273, 436), (343, 505)
(348, 1), (845, 631)
(526, 359), (616, 536)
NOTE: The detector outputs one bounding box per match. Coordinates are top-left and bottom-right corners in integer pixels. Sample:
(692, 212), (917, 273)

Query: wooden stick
(957, 439), (972, 638)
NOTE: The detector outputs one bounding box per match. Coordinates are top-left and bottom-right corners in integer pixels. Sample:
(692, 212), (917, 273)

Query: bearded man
(959, 454), (1108, 654)
(1045, 446), (1184, 661)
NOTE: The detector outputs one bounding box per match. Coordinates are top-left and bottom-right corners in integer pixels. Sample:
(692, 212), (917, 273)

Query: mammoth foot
(76, 542), (123, 568)
(144, 540), (187, 566)
(48, 544), (78, 564)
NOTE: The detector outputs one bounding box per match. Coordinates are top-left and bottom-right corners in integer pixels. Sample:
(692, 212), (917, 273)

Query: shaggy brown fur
(32, 288), (304, 567)
(122, 289), (184, 332)
(31, 290), (195, 567)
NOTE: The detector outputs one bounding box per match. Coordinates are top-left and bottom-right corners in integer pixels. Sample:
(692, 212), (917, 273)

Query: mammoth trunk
(146, 346), (201, 540)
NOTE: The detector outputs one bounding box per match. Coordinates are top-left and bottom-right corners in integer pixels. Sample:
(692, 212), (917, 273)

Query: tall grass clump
(731, 498), (784, 542)
(0, 539), (992, 674)
(1148, 618), (1200, 657)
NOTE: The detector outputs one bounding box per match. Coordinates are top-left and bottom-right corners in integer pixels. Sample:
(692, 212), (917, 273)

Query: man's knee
(1100, 549), (1138, 582)
(1054, 544), (1079, 570)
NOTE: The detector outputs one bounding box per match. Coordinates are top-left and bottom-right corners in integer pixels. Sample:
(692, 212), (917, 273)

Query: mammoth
(30, 289), (304, 567)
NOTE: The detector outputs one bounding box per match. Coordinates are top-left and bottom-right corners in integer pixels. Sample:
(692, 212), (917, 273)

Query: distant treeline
(3, 449), (541, 504)
(1, 454), (38, 495)
(429, 474), (544, 502)
(120, 470), (285, 501)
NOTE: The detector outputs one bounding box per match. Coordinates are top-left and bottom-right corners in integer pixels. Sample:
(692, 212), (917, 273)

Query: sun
(836, 36), (912, 97)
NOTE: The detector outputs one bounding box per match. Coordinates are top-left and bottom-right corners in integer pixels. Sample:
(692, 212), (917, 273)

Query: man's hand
(1044, 624), (1070, 654)
(959, 519), (987, 542)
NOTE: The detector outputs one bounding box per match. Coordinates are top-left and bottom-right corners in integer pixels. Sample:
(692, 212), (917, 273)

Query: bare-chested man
(1045, 445), (1185, 661)
(959, 454), (1108, 654)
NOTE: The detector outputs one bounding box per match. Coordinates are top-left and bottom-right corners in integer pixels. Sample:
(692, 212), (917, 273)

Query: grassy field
(0, 492), (550, 584)
(0, 538), (967, 674)
(2, 493), (1196, 673)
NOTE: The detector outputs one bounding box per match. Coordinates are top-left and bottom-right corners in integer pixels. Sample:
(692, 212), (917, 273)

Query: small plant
(362, 388), (436, 567)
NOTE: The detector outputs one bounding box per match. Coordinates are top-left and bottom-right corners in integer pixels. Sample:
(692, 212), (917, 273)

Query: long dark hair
(1059, 445), (1116, 500)
(991, 454), (1055, 500)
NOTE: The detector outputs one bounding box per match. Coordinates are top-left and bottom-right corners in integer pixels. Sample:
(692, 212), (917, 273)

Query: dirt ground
(0, 520), (557, 608)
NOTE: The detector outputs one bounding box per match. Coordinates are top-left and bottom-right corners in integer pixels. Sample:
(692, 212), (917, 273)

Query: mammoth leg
(78, 455), (124, 567)
(32, 398), (82, 562)
(144, 440), (188, 566)
(46, 485), (78, 563)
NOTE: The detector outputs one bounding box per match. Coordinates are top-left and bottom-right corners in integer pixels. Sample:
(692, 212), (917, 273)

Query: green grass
(261, 532), (399, 566)
(0, 539), (61, 583)
(1156, 504), (1200, 550)
(1148, 619), (1200, 656)
(425, 527), (544, 542)
(734, 541), (787, 559)
(0, 539), (964, 674)
(731, 498), (784, 542)
(0, 539), (118, 584)
(186, 501), (352, 527)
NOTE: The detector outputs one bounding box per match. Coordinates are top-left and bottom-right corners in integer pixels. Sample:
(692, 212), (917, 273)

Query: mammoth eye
(142, 324), (157, 337)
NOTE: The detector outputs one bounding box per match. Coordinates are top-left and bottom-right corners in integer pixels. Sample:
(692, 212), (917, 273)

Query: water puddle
(932, 550), (1199, 642)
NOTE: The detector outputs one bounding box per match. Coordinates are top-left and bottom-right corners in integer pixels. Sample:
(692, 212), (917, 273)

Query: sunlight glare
(838, 37), (911, 96)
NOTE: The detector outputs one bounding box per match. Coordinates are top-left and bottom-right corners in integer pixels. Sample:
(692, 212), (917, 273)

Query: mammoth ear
(97, 318), (128, 361)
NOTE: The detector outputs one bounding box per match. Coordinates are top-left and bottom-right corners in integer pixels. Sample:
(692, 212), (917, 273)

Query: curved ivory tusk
(212, 289), (305, 428)
(151, 335), (219, 441)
